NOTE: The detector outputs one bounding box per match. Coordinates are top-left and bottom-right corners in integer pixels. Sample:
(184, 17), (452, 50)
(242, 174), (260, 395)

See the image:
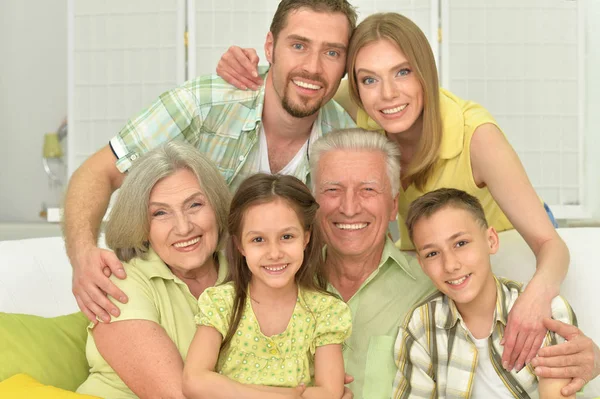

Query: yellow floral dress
(195, 283), (352, 387)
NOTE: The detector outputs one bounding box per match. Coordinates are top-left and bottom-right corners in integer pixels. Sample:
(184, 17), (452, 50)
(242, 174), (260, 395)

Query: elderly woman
(76, 141), (231, 398)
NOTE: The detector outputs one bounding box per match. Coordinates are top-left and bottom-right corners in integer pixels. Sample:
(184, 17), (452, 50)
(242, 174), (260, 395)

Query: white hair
(309, 128), (401, 196)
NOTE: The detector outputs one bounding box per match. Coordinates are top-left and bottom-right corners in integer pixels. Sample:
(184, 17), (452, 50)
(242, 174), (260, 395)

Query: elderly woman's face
(147, 168), (219, 275)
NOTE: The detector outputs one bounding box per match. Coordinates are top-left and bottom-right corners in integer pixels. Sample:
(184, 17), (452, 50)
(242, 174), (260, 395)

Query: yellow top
(337, 81), (514, 250)
(195, 283), (352, 387)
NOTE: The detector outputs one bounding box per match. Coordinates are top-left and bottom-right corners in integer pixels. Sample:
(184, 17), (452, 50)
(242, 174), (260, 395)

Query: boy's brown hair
(406, 188), (488, 242)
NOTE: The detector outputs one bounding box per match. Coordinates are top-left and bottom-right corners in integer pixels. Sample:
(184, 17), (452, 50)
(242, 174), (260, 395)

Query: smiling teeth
(447, 274), (470, 285)
(264, 264), (288, 271)
(381, 104), (407, 114)
(173, 237), (200, 248)
(335, 223), (368, 230)
(293, 80), (321, 90)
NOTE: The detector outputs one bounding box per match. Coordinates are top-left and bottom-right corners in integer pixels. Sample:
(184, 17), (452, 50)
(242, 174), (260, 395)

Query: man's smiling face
(314, 149), (398, 258)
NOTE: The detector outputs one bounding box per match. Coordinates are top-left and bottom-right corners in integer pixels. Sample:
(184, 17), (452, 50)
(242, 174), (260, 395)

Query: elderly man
(309, 129), (600, 399)
(66, 0), (357, 325)
(308, 129), (435, 398)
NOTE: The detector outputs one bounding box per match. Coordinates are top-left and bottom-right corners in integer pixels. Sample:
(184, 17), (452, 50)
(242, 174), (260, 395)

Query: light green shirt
(327, 238), (436, 399)
(77, 249), (228, 399)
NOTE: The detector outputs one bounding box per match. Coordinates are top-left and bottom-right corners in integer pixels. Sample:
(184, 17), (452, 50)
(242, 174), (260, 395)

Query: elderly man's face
(314, 149), (398, 258)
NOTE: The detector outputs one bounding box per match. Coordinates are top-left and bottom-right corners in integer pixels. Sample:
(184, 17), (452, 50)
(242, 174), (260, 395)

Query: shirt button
(238, 155), (244, 161)
(270, 349), (278, 355)
(130, 154), (138, 160)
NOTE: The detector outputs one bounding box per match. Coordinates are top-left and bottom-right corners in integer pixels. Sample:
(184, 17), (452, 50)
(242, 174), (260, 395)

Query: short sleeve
(110, 85), (200, 173)
(106, 264), (160, 324)
(195, 285), (234, 338)
(312, 296), (352, 348)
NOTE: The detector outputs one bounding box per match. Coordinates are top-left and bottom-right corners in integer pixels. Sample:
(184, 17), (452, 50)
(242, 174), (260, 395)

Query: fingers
(560, 377), (586, 397)
(514, 334), (538, 370)
(75, 294), (98, 324)
(542, 318), (580, 341)
(501, 322), (519, 370)
(534, 364), (582, 380)
(341, 387), (354, 399)
(533, 353), (581, 369)
(216, 46), (262, 89)
(343, 373), (354, 384)
(536, 339), (588, 358)
(102, 250), (126, 279)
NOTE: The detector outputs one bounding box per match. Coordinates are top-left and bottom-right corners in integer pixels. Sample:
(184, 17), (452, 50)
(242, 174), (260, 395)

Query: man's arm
(532, 318), (600, 396)
(63, 144), (128, 323)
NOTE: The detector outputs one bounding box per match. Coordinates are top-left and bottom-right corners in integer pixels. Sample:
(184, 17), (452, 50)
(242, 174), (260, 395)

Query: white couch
(0, 229), (599, 396)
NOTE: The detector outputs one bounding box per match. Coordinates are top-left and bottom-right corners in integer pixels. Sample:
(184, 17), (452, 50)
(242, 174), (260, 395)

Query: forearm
(183, 372), (293, 399)
(63, 153), (121, 264)
(538, 377), (575, 399)
(526, 236), (569, 299)
(302, 386), (342, 399)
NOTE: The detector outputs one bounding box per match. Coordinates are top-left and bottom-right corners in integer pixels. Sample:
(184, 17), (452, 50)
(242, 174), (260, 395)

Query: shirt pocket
(363, 335), (395, 399)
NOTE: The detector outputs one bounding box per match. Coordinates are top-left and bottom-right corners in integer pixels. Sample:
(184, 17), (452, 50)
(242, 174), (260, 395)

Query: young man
(65, 0), (357, 324)
(393, 188), (577, 399)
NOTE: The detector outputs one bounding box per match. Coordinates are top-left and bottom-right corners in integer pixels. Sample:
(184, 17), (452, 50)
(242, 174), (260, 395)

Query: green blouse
(195, 283), (352, 387)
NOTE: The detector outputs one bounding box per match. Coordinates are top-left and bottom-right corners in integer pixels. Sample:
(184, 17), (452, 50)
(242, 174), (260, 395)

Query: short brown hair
(406, 188), (488, 242)
(270, 0), (357, 41)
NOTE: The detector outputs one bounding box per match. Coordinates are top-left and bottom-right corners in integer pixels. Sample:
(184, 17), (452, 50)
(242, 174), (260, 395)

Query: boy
(393, 188), (576, 399)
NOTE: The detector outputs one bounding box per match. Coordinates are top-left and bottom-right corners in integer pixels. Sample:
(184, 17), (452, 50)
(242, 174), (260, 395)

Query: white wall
(586, 0), (600, 219)
(0, 0), (68, 223)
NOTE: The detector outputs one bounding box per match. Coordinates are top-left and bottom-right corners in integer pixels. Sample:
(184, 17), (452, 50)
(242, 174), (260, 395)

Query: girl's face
(354, 39), (424, 135)
(237, 198), (310, 292)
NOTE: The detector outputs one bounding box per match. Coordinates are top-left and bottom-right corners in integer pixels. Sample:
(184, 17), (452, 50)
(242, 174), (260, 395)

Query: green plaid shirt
(109, 72), (355, 190)
(393, 277), (577, 399)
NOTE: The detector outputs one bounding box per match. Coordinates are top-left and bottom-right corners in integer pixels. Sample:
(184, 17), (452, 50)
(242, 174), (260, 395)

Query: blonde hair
(105, 141), (231, 262)
(309, 128), (401, 196)
(346, 13), (442, 191)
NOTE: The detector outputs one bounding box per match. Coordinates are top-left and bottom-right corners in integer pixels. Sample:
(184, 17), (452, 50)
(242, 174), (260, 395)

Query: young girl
(183, 173), (352, 399)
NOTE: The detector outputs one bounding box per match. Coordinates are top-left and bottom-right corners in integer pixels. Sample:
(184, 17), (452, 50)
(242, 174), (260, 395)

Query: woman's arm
(183, 325), (303, 399)
(301, 344), (345, 399)
(93, 319), (187, 399)
(470, 123), (569, 371)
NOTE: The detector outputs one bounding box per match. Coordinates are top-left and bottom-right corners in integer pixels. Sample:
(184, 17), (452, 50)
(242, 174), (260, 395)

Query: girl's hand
(501, 287), (552, 371)
(216, 46), (263, 90)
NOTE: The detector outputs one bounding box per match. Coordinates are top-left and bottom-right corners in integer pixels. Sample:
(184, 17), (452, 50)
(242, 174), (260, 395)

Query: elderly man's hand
(501, 287), (551, 371)
(531, 318), (600, 396)
(71, 246), (127, 323)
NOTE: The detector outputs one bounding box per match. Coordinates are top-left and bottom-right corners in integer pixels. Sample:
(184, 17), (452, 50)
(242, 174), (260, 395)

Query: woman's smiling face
(147, 168), (219, 275)
(354, 39), (424, 135)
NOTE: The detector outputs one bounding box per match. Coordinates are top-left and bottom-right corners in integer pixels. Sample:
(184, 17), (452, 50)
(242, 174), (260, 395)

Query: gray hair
(105, 140), (231, 262)
(309, 128), (401, 196)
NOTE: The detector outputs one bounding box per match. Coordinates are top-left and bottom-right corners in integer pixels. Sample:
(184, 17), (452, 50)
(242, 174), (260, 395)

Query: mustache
(288, 72), (327, 88)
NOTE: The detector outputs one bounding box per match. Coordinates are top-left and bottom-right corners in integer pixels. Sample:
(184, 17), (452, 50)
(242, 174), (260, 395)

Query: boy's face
(412, 205), (499, 307)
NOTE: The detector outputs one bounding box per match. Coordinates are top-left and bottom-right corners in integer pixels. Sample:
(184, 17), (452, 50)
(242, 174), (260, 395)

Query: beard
(279, 72), (328, 118)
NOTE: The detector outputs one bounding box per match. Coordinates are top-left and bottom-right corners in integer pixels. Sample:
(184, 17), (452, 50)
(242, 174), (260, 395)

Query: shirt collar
(142, 247), (228, 284)
(241, 75), (267, 132)
(437, 88), (465, 160)
(438, 276), (519, 330)
(323, 236), (418, 280)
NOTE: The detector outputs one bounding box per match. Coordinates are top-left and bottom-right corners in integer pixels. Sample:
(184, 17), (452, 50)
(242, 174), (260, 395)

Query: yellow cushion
(0, 312), (89, 391)
(0, 374), (100, 398)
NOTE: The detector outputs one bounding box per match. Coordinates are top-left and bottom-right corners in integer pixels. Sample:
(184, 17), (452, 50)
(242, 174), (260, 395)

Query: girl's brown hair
(220, 173), (328, 350)
(347, 12), (443, 191)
